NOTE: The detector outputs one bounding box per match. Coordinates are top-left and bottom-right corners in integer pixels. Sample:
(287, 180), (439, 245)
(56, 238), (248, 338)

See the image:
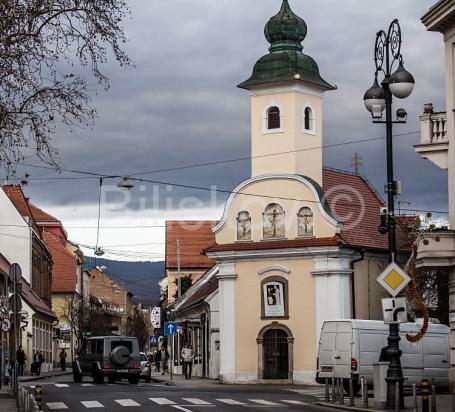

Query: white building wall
(0, 189), (32, 282)
(206, 290), (220, 380)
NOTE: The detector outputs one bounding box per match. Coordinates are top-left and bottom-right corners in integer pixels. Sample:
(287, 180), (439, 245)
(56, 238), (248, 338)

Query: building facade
(414, 0), (455, 388)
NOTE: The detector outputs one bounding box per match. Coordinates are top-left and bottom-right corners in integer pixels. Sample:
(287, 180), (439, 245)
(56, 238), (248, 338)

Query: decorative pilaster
(217, 263), (237, 383)
(312, 256), (353, 343)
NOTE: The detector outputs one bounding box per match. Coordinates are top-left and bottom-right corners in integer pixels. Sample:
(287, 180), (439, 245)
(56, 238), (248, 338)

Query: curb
(315, 402), (381, 412)
(19, 371), (72, 383)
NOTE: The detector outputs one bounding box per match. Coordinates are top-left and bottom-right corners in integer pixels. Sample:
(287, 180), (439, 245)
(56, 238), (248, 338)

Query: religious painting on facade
(298, 207), (314, 237)
(263, 281), (285, 317)
(263, 203), (285, 239)
(237, 211), (251, 241)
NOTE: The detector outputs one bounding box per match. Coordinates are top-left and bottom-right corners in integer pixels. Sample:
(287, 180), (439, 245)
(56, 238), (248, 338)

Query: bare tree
(0, 0), (131, 172)
(126, 306), (148, 350)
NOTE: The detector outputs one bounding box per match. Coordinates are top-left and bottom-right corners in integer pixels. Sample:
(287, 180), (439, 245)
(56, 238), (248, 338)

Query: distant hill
(85, 258), (164, 307)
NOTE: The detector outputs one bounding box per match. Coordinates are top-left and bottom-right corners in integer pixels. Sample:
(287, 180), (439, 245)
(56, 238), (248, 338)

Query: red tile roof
(165, 221), (216, 269)
(42, 230), (77, 293)
(20, 279), (57, 320)
(29, 204), (60, 223)
(2, 185), (41, 236)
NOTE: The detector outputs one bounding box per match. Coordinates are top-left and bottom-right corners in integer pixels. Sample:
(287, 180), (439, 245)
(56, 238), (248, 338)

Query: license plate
(117, 369), (128, 373)
(321, 366), (333, 372)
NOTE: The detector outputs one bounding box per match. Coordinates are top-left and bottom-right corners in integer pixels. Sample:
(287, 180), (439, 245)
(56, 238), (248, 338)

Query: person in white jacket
(181, 343), (195, 380)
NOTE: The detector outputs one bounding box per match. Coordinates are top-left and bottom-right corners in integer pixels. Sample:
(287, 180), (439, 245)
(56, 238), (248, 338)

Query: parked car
(140, 352), (147, 369)
(140, 356), (153, 383)
(73, 336), (142, 384)
(316, 320), (450, 393)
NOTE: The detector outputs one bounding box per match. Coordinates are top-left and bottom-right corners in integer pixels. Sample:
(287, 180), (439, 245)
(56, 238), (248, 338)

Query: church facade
(166, 0), (412, 385)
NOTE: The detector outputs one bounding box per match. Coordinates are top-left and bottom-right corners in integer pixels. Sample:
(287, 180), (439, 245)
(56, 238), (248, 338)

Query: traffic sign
(382, 297), (407, 324)
(9, 294), (22, 313)
(164, 322), (177, 336)
(376, 262), (410, 297)
(151, 307), (161, 329)
(149, 336), (158, 345)
(8, 263), (22, 284)
(1, 317), (11, 332)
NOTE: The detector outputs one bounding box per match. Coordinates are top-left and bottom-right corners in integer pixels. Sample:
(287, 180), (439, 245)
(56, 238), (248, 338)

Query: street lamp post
(363, 19), (415, 410)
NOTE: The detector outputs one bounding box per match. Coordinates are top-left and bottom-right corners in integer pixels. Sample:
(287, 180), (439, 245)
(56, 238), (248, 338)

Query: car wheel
(73, 370), (83, 383)
(145, 377), (151, 383)
(128, 375), (139, 385)
(93, 370), (104, 384)
(343, 378), (360, 396)
(108, 376), (116, 384)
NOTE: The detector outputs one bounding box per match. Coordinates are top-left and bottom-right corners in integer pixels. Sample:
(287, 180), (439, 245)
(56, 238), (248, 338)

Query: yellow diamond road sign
(376, 262), (411, 297)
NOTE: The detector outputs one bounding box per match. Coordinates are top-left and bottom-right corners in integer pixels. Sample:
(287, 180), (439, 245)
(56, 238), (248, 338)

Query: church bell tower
(238, 0), (335, 186)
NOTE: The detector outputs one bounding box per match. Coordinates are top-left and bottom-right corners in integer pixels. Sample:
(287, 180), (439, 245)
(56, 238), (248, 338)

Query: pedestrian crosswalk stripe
(249, 399), (280, 406)
(182, 398), (212, 405)
(216, 399), (246, 405)
(149, 398), (176, 405)
(46, 402), (68, 410)
(282, 400), (308, 405)
(81, 400), (105, 408)
(115, 399), (141, 407)
(54, 383), (70, 387)
(81, 383), (94, 387)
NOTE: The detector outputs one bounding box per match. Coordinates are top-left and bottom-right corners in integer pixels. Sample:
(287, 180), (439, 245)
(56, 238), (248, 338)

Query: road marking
(81, 400), (105, 408)
(282, 400), (309, 405)
(249, 399), (281, 406)
(149, 398), (176, 405)
(171, 407), (194, 412)
(46, 402), (68, 410)
(115, 399), (141, 406)
(54, 383), (70, 388)
(216, 399), (246, 405)
(81, 383), (94, 387)
(182, 398), (212, 405)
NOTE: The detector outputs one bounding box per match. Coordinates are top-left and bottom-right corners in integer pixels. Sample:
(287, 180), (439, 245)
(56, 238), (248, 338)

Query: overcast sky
(7, 0), (449, 261)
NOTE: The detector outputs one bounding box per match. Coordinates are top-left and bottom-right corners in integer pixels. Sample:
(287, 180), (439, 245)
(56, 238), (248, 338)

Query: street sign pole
(9, 263), (22, 395)
(170, 337), (173, 381)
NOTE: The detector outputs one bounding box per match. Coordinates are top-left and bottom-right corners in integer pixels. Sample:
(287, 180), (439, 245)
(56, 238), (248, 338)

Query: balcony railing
(415, 103), (449, 170)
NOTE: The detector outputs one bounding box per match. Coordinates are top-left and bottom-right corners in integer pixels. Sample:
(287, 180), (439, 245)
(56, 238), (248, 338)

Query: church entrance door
(263, 329), (289, 379)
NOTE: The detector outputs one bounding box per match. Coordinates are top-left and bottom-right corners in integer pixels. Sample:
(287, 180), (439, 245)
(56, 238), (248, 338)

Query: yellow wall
(251, 89), (323, 184)
(234, 259), (316, 373)
(215, 177), (337, 245)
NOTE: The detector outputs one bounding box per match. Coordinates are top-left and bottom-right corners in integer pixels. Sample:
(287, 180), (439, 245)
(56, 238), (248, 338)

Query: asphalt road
(21, 375), (336, 412)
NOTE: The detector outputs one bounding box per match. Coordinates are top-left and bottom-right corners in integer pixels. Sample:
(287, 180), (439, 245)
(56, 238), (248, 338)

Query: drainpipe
(350, 249), (365, 319)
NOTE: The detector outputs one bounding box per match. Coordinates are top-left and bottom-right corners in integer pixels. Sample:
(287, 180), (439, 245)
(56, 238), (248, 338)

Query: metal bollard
(452, 389), (455, 412)
(413, 383), (417, 412)
(331, 378), (336, 403)
(431, 385), (436, 412)
(395, 382), (400, 412)
(421, 379), (431, 412)
(325, 378), (330, 402)
(340, 379), (344, 405)
(349, 378), (355, 407)
(363, 377), (369, 408)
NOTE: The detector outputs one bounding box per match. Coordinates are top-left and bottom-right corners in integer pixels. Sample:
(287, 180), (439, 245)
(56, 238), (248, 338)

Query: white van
(317, 320), (449, 392)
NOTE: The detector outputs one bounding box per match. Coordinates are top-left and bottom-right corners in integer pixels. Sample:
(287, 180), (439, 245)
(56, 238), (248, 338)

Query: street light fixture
(363, 19), (414, 410)
(117, 177), (134, 190)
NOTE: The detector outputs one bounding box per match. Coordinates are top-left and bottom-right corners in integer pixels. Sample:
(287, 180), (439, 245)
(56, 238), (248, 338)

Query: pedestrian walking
(154, 350), (161, 372)
(33, 351), (44, 376)
(59, 349), (67, 371)
(16, 346), (26, 376)
(181, 342), (194, 380)
(159, 346), (169, 376)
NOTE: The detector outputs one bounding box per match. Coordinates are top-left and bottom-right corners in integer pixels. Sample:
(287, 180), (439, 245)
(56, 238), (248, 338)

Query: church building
(166, 0), (411, 384)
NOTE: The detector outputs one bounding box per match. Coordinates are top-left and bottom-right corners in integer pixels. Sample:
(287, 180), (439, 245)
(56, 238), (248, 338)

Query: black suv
(73, 336), (142, 384)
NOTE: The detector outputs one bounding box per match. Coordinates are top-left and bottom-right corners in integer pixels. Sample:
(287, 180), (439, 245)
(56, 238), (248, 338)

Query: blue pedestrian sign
(149, 336), (158, 345)
(164, 322), (177, 336)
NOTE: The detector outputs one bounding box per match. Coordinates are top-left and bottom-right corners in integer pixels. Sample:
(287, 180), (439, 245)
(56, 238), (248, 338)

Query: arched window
(304, 106), (314, 132)
(263, 203), (285, 239)
(267, 106), (281, 130)
(237, 211), (251, 241)
(298, 207), (314, 237)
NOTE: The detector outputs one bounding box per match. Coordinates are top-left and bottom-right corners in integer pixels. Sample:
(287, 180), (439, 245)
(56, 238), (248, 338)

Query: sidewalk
(19, 368), (72, 383)
(316, 393), (453, 411)
(150, 371), (220, 387)
(0, 386), (19, 412)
